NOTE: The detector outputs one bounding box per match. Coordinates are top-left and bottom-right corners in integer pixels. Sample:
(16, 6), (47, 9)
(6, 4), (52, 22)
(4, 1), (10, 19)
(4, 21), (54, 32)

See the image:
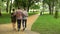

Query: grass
(28, 12), (39, 16)
(0, 12), (38, 24)
(0, 14), (11, 24)
(31, 15), (60, 34)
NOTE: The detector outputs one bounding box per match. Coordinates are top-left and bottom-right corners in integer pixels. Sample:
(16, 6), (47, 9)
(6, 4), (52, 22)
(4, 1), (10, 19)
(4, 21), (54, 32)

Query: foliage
(30, 4), (40, 9)
(0, 0), (2, 9)
(0, 14), (11, 24)
(13, 0), (40, 9)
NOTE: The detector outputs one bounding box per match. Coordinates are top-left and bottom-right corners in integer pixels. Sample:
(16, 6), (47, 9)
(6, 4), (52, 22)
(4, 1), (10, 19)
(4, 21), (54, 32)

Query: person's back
(16, 10), (23, 19)
(23, 10), (28, 19)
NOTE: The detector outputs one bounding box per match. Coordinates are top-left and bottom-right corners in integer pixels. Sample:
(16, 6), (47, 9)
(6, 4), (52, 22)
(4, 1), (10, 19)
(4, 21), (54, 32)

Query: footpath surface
(0, 14), (39, 34)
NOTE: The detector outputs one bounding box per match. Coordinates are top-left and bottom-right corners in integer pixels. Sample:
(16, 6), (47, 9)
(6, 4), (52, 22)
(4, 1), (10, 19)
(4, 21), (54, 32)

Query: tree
(42, 0), (57, 15)
(6, 0), (9, 13)
(10, 0), (12, 13)
(40, 0), (45, 15)
(30, 3), (40, 12)
(27, 0), (40, 12)
(0, 0), (2, 16)
(54, 0), (59, 18)
(13, 0), (40, 12)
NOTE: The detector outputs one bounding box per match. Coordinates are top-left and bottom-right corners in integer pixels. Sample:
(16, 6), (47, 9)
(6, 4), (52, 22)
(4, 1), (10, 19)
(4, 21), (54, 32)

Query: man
(22, 8), (28, 31)
(15, 7), (23, 31)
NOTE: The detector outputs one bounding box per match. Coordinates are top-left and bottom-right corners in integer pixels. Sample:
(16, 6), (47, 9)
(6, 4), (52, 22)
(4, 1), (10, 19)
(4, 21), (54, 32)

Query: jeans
(22, 19), (27, 28)
(17, 19), (21, 29)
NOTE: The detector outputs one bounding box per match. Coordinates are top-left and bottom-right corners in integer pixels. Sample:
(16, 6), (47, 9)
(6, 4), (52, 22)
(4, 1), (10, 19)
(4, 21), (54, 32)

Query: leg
(22, 20), (25, 28)
(22, 19), (27, 31)
(12, 19), (16, 30)
(17, 19), (21, 31)
(25, 19), (27, 28)
(12, 23), (16, 30)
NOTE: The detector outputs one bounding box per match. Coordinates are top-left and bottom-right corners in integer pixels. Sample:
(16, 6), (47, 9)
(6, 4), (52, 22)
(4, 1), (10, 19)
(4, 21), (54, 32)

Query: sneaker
(23, 28), (25, 31)
(18, 28), (20, 31)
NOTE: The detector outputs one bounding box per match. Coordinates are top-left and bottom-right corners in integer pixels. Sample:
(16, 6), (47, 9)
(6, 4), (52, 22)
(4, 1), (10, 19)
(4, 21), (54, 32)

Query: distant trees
(0, 0), (60, 18)
(40, 0), (60, 18)
(30, 3), (40, 12)
(13, 0), (40, 12)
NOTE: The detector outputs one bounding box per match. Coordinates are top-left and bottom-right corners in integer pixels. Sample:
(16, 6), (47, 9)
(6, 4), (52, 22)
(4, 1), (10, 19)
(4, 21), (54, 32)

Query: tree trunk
(0, 13), (1, 16)
(33, 9), (34, 13)
(55, 10), (58, 18)
(27, 5), (29, 12)
(54, 10), (58, 18)
(0, 8), (1, 16)
(51, 2), (54, 15)
(6, 0), (9, 13)
(51, 7), (54, 15)
(40, 0), (44, 15)
(42, 5), (44, 15)
(49, 5), (52, 15)
(10, 5), (12, 13)
(54, 1), (59, 18)
(42, 1), (45, 15)
(40, 11), (43, 15)
(0, 0), (2, 16)
(10, 0), (12, 14)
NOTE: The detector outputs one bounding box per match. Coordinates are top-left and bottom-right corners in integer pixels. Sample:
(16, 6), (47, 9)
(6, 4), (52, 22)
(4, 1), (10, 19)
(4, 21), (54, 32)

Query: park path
(0, 14), (39, 34)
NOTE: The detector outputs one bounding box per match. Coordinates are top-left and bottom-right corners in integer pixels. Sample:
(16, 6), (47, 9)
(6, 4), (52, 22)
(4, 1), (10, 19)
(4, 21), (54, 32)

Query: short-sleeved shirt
(22, 10), (28, 19)
(15, 10), (23, 20)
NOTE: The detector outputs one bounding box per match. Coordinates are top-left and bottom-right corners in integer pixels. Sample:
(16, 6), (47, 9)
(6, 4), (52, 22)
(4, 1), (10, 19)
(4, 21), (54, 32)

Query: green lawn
(31, 15), (60, 34)
(28, 12), (39, 16)
(0, 12), (38, 24)
(0, 14), (11, 24)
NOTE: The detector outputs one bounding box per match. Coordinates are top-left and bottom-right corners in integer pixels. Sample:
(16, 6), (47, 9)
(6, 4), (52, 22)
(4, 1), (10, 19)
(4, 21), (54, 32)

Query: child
(11, 9), (16, 30)
(22, 8), (28, 31)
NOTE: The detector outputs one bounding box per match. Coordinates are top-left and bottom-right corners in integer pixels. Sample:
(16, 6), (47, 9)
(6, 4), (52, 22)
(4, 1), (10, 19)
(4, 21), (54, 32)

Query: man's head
(18, 7), (21, 9)
(24, 8), (27, 10)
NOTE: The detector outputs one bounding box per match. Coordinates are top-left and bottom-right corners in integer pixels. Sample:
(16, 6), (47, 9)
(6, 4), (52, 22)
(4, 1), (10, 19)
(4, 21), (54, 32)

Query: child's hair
(12, 9), (15, 11)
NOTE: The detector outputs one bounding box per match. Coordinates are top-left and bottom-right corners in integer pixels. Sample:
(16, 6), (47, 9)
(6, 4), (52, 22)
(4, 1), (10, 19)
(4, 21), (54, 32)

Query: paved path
(0, 14), (39, 34)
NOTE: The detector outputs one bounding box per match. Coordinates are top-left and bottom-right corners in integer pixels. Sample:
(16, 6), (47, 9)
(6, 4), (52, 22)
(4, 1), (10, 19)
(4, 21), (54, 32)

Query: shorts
(11, 19), (16, 23)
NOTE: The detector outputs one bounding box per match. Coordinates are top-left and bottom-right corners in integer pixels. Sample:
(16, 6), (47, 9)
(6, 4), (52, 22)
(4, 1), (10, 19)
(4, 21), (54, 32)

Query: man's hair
(18, 7), (21, 9)
(24, 8), (26, 10)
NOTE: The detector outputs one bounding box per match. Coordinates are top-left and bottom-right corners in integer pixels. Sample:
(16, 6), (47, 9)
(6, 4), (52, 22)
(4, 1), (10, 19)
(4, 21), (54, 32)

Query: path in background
(0, 14), (39, 34)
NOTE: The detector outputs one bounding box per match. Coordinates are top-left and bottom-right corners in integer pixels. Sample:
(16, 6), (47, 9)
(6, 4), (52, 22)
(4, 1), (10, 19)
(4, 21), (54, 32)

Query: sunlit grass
(31, 15), (60, 34)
